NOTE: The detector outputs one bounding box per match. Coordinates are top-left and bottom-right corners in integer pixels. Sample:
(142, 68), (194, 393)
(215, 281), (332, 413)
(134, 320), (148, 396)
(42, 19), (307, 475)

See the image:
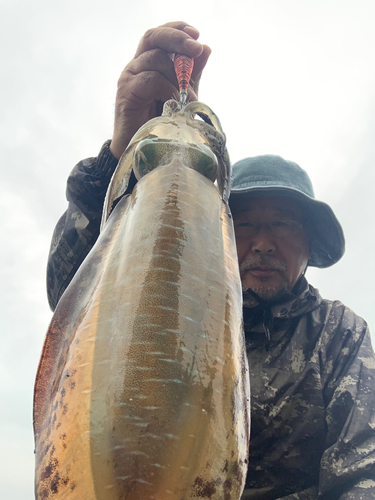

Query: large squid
(34, 77), (250, 500)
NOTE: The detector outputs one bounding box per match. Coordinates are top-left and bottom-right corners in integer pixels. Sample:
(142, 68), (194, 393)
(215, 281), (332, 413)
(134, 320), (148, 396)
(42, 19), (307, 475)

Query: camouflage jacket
(47, 141), (375, 500)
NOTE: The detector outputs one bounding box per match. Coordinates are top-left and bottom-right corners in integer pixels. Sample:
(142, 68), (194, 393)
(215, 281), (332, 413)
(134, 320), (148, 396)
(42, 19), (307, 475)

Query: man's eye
(272, 221), (288, 228)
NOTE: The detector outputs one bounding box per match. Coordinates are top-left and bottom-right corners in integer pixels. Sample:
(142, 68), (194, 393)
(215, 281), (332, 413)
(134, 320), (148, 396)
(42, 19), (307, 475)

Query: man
(47, 22), (375, 499)
(229, 157), (375, 500)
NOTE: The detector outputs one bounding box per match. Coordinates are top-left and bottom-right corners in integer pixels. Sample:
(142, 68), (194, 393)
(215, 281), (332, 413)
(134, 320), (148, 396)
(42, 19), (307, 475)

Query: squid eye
(185, 145), (218, 183)
(133, 138), (170, 179)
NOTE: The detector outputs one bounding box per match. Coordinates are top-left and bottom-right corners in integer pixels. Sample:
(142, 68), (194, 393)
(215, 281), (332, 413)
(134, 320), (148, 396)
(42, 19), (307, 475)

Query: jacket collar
(242, 276), (321, 321)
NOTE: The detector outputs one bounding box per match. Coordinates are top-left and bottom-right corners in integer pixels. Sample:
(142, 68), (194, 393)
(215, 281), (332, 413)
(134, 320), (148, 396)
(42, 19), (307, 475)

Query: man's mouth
(248, 267), (279, 277)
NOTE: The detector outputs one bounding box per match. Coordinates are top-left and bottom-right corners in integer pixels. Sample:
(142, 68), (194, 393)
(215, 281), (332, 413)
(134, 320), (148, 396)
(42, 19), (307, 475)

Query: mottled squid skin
(34, 100), (250, 500)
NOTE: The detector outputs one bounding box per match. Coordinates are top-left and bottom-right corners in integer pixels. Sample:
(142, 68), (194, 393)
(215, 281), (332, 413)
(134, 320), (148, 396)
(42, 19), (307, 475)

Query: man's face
(232, 194), (310, 302)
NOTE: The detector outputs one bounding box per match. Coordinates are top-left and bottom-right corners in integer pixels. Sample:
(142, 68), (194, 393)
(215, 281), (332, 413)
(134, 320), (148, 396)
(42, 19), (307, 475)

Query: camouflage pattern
(47, 141), (119, 310)
(242, 281), (375, 499)
(46, 142), (375, 499)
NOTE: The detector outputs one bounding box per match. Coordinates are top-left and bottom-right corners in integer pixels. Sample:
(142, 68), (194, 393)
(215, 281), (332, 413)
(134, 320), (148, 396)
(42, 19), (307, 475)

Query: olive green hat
(229, 155), (345, 268)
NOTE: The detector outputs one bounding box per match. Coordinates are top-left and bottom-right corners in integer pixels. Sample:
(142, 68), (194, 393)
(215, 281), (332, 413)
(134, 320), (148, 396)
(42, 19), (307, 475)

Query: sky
(1, 0), (375, 498)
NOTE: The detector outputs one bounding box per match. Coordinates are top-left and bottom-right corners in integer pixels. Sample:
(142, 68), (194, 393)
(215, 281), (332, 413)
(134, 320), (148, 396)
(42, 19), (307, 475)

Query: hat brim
(229, 186), (345, 268)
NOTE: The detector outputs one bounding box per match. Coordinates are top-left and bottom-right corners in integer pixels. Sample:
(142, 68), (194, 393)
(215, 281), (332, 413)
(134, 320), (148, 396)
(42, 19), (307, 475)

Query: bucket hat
(229, 155), (345, 268)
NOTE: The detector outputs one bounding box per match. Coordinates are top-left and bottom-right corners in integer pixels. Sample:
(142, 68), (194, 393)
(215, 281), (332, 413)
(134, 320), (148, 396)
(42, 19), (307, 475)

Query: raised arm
(46, 22), (211, 310)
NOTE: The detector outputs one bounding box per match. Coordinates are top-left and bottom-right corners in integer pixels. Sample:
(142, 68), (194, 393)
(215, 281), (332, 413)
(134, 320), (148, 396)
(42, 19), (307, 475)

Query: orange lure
(174, 54), (194, 104)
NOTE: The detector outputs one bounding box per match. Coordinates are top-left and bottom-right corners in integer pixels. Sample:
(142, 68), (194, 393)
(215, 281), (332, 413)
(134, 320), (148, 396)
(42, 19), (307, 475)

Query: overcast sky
(1, 1), (375, 498)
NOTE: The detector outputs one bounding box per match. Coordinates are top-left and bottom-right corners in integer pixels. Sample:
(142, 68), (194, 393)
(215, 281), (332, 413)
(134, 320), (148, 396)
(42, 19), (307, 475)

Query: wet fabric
(242, 282), (375, 499)
(47, 140), (118, 310)
(46, 141), (375, 499)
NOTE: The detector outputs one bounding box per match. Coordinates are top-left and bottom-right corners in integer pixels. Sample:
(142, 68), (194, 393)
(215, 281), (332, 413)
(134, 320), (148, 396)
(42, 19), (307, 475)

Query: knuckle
(145, 48), (164, 66)
(137, 71), (153, 86)
(143, 28), (154, 43)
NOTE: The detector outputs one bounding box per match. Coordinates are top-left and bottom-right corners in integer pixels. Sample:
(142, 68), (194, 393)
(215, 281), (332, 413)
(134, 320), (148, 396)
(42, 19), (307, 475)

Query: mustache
(239, 256), (287, 274)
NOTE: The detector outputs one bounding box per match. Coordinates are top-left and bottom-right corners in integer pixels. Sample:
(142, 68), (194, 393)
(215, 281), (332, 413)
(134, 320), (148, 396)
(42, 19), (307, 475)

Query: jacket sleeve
(47, 140), (118, 311)
(320, 304), (375, 499)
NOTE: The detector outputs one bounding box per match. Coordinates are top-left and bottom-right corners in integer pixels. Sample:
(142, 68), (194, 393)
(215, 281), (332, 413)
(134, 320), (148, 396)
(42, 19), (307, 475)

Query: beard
(239, 256), (289, 303)
(244, 281), (289, 303)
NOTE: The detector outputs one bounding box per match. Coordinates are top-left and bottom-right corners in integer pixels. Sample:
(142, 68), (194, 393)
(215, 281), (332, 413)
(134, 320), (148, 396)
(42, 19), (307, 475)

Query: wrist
(110, 129), (135, 159)
(109, 140), (125, 161)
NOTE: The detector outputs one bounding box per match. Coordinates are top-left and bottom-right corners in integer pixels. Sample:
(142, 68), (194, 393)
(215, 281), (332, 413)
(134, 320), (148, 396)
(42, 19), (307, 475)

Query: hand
(110, 21), (211, 159)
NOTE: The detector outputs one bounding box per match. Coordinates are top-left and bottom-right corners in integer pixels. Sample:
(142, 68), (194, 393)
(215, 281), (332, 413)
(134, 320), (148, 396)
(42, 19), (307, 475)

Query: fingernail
(184, 25), (200, 37)
(184, 38), (202, 51)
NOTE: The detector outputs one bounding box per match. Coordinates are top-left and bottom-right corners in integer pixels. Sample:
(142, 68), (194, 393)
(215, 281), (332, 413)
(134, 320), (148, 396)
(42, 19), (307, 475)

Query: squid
(34, 87), (250, 500)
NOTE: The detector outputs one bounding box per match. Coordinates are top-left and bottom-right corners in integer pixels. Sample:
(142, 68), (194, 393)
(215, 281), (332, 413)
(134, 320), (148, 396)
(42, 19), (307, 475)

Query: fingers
(190, 44), (212, 95)
(127, 48), (179, 93)
(131, 21), (211, 99)
(118, 49), (180, 117)
(118, 69), (179, 111)
(134, 21), (203, 59)
(183, 25), (200, 40)
(126, 33), (211, 105)
(191, 45), (212, 80)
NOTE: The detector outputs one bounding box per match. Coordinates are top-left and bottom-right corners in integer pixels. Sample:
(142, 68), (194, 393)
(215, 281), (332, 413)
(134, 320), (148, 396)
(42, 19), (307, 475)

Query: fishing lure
(174, 54), (194, 104)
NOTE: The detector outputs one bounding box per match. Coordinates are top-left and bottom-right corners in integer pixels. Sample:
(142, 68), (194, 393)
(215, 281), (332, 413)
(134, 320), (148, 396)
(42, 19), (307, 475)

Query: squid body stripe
(143, 379), (186, 384)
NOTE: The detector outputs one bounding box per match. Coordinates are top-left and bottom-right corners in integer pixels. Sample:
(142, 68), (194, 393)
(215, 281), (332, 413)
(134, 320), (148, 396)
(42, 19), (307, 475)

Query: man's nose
(251, 227), (276, 254)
